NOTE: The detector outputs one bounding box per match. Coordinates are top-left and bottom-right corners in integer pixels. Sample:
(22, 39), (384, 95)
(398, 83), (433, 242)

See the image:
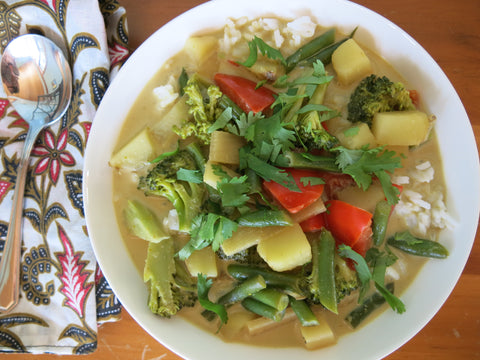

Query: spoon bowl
(0, 34), (72, 312)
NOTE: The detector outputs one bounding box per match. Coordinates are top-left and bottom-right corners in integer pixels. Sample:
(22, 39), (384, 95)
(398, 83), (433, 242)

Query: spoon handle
(0, 126), (42, 312)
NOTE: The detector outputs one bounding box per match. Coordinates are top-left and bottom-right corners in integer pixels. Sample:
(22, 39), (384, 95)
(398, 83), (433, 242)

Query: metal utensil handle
(0, 125), (42, 312)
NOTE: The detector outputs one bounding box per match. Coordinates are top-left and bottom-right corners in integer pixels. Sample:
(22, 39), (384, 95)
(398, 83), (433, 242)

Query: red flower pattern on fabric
(108, 42), (129, 68)
(32, 128), (75, 184)
(56, 224), (93, 318)
(0, 99), (9, 118)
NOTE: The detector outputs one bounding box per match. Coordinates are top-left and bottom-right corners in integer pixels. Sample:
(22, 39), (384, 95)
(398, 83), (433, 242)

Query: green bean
(227, 264), (302, 295)
(241, 297), (285, 322)
(387, 231), (449, 259)
(236, 209), (292, 227)
(218, 275), (266, 305)
(313, 230), (337, 314)
(289, 297), (320, 327)
(301, 27), (358, 67)
(345, 283), (394, 328)
(251, 288), (289, 311)
(218, 94), (244, 121)
(372, 200), (391, 246)
(285, 28), (336, 72)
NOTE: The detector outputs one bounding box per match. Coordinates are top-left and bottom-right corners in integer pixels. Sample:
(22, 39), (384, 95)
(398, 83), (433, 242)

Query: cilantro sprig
(334, 145), (403, 205)
(177, 213), (238, 260)
(239, 36), (286, 67)
(338, 245), (405, 313)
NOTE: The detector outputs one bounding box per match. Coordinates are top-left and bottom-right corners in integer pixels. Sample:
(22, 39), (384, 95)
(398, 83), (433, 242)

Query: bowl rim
(84, 0), (480, 359)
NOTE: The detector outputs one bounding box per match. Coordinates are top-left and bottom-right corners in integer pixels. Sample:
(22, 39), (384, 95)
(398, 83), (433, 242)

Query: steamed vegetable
(262, 168), (325, 213)
(144, 239), (197, 317)
(323, 199), (373, 256)
(214, 73), (276, 114)
(137, 144), (207, 232)
(113, 17), (449, 351)
(347, 74), (416, 126)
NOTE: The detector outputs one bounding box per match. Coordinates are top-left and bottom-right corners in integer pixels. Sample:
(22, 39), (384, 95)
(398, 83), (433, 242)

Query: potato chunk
(300, 316), (336, 350)
(221, 226), (285, 256)
(336, 122), (377, 149)
(372, 110), (430, 146)
(185, 36), (218, 65)
(110, 128), (156, 169)
(257, 223), (312, 272)
(185, 246), (218, 277)
(332, 38), (372, 85)
(209, 131), (246, 165)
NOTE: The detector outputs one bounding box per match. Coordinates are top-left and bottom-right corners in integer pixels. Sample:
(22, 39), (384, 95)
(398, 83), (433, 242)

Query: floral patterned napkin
(0, 0), (129, 354)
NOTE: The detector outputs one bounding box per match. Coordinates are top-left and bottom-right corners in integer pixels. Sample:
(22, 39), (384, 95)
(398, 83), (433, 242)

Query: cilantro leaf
(151, 142), (179, 163)
(176, 168), (203, 183)
(208, 107), (233, 133)
(239, 36), (286, 67)
(338, 245), (371, 300)
(334, 146), (402, 204)
(177, 213), (238, 259)
(197, 274), (228, 325)
(240, 151), (299, 192)
(338, 245), (405, 313)
(226, 111), (263, 137)
(375, 283), (406, 313)
(212, 165), (251, 207)
(245, 113), (296, 163)
(300, 176), (325, 186)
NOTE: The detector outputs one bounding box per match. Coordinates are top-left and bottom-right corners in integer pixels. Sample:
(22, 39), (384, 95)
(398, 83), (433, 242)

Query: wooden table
(15, 0), (480, 359)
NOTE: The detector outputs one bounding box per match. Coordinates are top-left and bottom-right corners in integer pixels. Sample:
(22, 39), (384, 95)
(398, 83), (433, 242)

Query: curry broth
(111, 20), (446, 348)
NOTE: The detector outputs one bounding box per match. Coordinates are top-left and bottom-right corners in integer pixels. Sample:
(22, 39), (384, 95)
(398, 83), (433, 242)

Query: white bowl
(83, 0), (480, 359)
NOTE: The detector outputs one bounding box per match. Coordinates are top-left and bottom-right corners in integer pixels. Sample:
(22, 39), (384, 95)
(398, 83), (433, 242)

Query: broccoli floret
(347, 74), (416, 126)
(295, 110), (339, 150)
(173, 74), (224, 145)
(138, 146), (206, 232)
(334, 252), (359, 302)
(281, 62), (339, 151)
(144, 239), (197, 317)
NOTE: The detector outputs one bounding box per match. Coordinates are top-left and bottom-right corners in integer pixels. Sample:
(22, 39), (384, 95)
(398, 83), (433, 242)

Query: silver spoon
(0, 34), (72, 312)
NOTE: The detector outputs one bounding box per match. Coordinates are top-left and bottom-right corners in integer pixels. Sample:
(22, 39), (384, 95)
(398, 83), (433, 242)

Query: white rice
(393, 159), (451, 236)
(153, 76), (179, 109)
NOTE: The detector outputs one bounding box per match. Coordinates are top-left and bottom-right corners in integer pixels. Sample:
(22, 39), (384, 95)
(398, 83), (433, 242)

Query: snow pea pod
(372, 199), (391, 246)
(313, 230), (337, 314)
(285, 28), (336, 72)
(387, 231), (449, 259)
(300, 27), (358, 67)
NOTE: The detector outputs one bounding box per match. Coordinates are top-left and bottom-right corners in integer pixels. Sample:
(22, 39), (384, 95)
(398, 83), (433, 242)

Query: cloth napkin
(0, 0), (129, 354)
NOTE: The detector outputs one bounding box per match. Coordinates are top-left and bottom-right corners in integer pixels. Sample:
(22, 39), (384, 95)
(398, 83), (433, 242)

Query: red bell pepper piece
(323, 200), (373, 256)
(214, 73), (276, 114)
(299, 212), (326, 233)
(263, 168), (325, 214)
